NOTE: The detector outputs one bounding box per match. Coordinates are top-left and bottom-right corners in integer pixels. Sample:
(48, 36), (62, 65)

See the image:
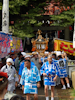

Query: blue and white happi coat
(20, 65), (41, 94)
(41, 57), (48, 64)
(40, 61), (59, 86)
(53, 58), (68, 78)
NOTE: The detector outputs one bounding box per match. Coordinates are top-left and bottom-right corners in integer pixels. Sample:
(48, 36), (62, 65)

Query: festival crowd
(0, 51), (71, 100)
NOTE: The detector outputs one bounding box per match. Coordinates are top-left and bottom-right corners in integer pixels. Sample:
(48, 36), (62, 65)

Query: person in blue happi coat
(40, 51), (49, 64)
(18, 55), (35, 82)
(56, 55), (70, 89)
(52, 53), (60, 86)
(20, 56), (41, 100)
(40, 54), (59, 100)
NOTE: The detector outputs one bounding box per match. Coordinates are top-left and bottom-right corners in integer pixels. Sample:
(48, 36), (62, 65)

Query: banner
(54, 38), (75, 56)
(0, 32), (11, 58)
(10, 36), (23, 52)
(54, 39), (59, 51)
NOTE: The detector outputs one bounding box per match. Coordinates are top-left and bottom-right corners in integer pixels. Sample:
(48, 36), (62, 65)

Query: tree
(0, 0), (50, 39)
(50, 0), (75, 27)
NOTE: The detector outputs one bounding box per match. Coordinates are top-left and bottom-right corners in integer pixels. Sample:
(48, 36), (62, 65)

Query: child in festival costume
(1, 58), (19, 93)
(40, 54), (59, 100)
(0, 72), (8, 100)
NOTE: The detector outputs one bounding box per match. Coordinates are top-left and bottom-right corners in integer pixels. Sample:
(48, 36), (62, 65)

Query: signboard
(54, 39), (59, 51)
(54, 38), (75, 56)
(0, 32), (11, 58)
(0, 32), (23, 58)
(10, 36), (23, 52)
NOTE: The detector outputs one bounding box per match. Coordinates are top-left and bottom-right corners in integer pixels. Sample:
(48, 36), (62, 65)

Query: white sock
(51, 97), (54, 100)
(63, 85), (66, 88)
(67, 83), (70, 87)
(46, 96), (49, 100)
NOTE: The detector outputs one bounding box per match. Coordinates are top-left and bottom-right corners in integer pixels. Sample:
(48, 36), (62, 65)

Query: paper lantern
(11, 21), (14, 24)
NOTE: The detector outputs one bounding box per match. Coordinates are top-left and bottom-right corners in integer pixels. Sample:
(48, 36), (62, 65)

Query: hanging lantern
(67, 6), (70, 10)
(69, 26), (72, 30)
(11, 21), (14, 24)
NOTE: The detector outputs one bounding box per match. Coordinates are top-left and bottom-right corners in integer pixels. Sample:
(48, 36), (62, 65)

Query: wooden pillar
(64, 26), (70, 40)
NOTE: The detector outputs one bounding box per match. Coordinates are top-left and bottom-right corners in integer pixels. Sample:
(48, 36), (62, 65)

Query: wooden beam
(33, 26), (65, 31)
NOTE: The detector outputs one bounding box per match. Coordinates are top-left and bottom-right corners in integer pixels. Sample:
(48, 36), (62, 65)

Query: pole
(73, 16), (75, 48)
(2, 0), (9, 34)
(23, 37), (26, 51)
(45, 33), (48, 39)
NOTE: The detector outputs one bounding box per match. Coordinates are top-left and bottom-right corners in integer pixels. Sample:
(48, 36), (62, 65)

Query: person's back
(15, 52), (23, 72)
(31, 57), (41, 70)
(57, 55), (70, 89)
(56, 58), (67, 71)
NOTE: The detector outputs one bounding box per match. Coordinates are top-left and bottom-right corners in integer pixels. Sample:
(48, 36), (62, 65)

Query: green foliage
(54, 0), (75, 7)
(70, 89), (75, 96)
(1, 0), (75, 37)
(10, 25), (35, 39)
(0, 0), (48, 39)
(0, 1), (2, 10)
(50, 2), (75, 27)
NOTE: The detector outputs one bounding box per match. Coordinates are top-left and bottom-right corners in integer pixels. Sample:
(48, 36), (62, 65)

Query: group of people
(0, 50), (71, 100)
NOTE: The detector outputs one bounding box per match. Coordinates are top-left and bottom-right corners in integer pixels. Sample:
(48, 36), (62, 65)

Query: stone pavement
(15, 84), (75, 100)
(15, 87), (59, 100)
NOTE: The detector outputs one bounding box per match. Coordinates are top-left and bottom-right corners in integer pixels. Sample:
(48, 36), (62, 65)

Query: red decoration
(58, 31), (60, 38)
(11, 21), (14, 24)
(69, 26), (72, 30)
(31, 47), (36, 51)
(0, 72), (8, 78)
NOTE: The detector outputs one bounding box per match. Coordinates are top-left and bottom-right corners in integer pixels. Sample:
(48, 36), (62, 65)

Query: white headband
(6, 58), (14, 65)
(25, 55), (31, 58)
(56, 51), (61, 56)
(44, 51), (49, 54)
(21, 52), (26, 56)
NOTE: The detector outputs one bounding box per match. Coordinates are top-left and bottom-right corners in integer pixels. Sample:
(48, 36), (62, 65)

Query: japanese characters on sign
(54, 39), (75, 56)
(0, 32), (23, 58)
(10, 37), (23, 52)
(0, 32), (11, 58)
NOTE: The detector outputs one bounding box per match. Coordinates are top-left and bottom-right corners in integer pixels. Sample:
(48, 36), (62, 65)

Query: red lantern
(69, 26), (72, 30)
(11, 21), (14, 24)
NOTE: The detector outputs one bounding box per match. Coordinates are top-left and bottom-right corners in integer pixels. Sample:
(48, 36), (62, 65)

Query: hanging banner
(10, 36), (23, 52)
(54, 39), (59, 51)
(54, 38), (75, 56)
(0, 32), (11, 58)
